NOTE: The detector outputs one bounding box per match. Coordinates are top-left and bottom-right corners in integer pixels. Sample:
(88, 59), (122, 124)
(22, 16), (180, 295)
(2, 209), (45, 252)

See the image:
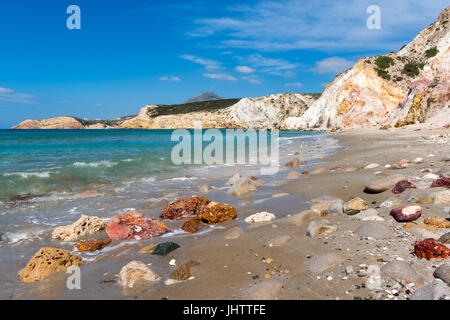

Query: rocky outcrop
(286, 7), (449, 130)
(52, 215), (106, 241)
(12, 117), (84, 129)
(18, 247), (83, 283)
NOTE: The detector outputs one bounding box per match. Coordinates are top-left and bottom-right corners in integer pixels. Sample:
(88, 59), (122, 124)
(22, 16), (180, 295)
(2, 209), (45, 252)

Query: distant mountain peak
(185, 92), (224, 103)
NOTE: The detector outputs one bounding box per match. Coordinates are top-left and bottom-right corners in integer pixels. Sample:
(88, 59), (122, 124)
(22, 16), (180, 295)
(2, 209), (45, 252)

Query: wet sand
(3, 127), (449, 300)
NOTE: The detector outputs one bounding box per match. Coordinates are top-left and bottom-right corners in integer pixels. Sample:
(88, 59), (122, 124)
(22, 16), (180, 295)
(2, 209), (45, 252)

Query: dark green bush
(402, 62), (420, 77)
(425, 47), (438, 58)
(375, 56), (394, 70)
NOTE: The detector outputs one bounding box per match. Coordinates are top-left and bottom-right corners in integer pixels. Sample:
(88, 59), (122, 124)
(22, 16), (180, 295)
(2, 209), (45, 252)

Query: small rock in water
(199, 184), (211, 194)
(52, 215), (106, 242)
(245, 212), (276, 224)
(390, 205), (422, 222)
(119, 261), (160, 288)
(272, 193), (289, 198)
(151, 242), (180, 256)
(285, 158), (300, 168)
(282, 210), (315, 226)
(197, 202), (237, 224)
(75, 239), (112, 252)
(228, 177), (258, 197)
(160, 195), (210, 220)
(170, 261), (199, 281)
(182, 218), (202, 234)
(310, 168), (327, 175)
(286, 171), (301, 179)
(306, 220), (337, 238)
(226, 173), (242, 186)
(224, 227), (244, 240)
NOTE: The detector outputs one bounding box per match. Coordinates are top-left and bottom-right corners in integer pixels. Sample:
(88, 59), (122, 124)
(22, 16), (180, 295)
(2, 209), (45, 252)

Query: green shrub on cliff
(425, 47), (438, 58)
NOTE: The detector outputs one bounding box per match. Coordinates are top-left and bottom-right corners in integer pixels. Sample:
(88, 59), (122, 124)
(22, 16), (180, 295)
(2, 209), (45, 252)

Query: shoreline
(1, 127), (449, 300)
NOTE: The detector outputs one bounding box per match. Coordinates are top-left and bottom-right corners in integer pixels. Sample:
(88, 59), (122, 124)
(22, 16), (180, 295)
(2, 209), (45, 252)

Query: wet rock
(308, 253), (345, 273)
(267, 235), (291, 247)
(245, 212), (276, 224)
(355, 222), (391, 239)
(431, 190), (450, 204)
(414, 239), (450, 260)
(52, 215), (106, 242)
(391, 180), (416, 194)
(106, 210), (170, 240)
(272, 193), (289, 198)
(199, 184), (211, 194)
(379, 197), (402, 208)
(351, 208), (384, 221)
(433, 263), (450, 284)
(239, 280), (284, 300)
(343, 197), (368, 215)
(306, 220), (337, 238)
(431, 177), (450, 189)
(226, 173), (242, 186)
(228, 177), (258, 197)
(364, 175), (407, 194)
(197, 202), (237, 224)
(380, 261), (424, 286)
(182, 219), (202, 233)
(286, 171), (300, 179)
(411, 280), (450, 300)
(390, 205), (422, 222)
(10, 194), (43, 202)
(438, 232), (450, 244)
(285, 158), (300, 168)
(249, 176), (264, 187)
(75, 239), (112, 252)
(224, 227), (244, 240)
(160, 195), (210, 220)
(424, 217), (450, 228)
(170, 261), (199, 281)
(139, 244), (158, 254)
(282, 210), (315, 226)
(18, 248), (83, 283)
(310, 196), (343, 216)
(152, 242), (180, 256)
(119, 261), (160, 288)
(365, 163), (380, 169)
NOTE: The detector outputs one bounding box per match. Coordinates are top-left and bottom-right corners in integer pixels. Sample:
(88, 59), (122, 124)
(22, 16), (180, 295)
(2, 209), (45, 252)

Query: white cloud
(235, 66), (255, 73)
(160, 76), (182, 82)
(0, 86), (37, 104)
(203, 73), (237, 81)
(313, 57), (355, 74)
(242, 75), (262, 84)
(284, 82), (303, 88)
(181, 54), (222, 70)
(189, 0), (449, 52)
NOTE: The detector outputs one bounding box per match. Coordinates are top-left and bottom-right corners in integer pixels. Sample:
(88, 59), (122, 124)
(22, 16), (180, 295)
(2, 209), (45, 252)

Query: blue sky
(0, 0), (448, 128)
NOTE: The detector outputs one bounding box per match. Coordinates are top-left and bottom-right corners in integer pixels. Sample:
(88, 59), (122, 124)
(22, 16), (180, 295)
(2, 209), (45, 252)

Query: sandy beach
(2, 126), (449, 300)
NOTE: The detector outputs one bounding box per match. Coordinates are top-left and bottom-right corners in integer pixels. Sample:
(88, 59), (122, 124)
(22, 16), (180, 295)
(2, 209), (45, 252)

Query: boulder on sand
(106, 210), (170, 240)
(433, 263), (450, 284)
(52, 215), (106, 242)
(390, 205), (422, 222)
(343, 197), (368, 215)
(414, 238), (450, 260)
(380, 260), (424, 285)
(411, 280), (450, 300)
(197, 202), (237, 224)
(160, 195), (210, 220)
(391, 180), (416, 194)
(355, 222), (391, 239)
(364, 175), (407, 194)
(306, 220), (337, 237)
(18, 247), (83, 283)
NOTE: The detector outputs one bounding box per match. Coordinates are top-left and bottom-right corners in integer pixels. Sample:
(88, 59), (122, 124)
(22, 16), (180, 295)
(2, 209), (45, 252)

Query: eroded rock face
(119, 261), (160, 288)
(160, 196), (211, 220)
(52, 215), (106, 241)
(75, 239), (112, 252)
(197, 202), (237, 224)
(12, 117), (84, 129)
(414, 238), (450, 260)
(106, 210), (169, 240)
(18, 248), (83, 283)
(390, 205), (422, 222)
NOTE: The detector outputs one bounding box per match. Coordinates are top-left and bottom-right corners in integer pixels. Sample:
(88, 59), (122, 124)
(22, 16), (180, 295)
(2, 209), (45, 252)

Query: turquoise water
(0, 129), (324, 201)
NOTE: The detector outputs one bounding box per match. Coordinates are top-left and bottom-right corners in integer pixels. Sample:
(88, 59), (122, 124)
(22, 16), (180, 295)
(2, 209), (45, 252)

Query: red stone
(391, 180), (416, 194)
(414, 238), (450, 260)
(160, 195), (211, 220)
(106, 210), (170, 240)
(430, 177), (450, 189)
(390, 205), (422, 222)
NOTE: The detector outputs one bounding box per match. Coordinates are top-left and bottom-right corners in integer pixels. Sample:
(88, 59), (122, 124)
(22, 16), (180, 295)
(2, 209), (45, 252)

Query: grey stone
(282, 210), (315, 227)
(351, 208), (383, 221)
(439, 232), (450, 244)
(345, 266), (354, 275)
(433, 263), (450, 284)
(355, 222), (391, 240)
(306, 220), (337, 238)
(364, 175), (407, 194)
(411, 280), (450, 300)
(267, 235), (291, 247)
(308, 253), (345, 273)
(381, 260), (424, 286)
(228, 177), (257, 197)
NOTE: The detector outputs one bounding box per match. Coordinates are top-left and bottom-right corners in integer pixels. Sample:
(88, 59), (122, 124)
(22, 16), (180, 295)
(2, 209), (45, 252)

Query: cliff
(285, 6), (449, 130)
